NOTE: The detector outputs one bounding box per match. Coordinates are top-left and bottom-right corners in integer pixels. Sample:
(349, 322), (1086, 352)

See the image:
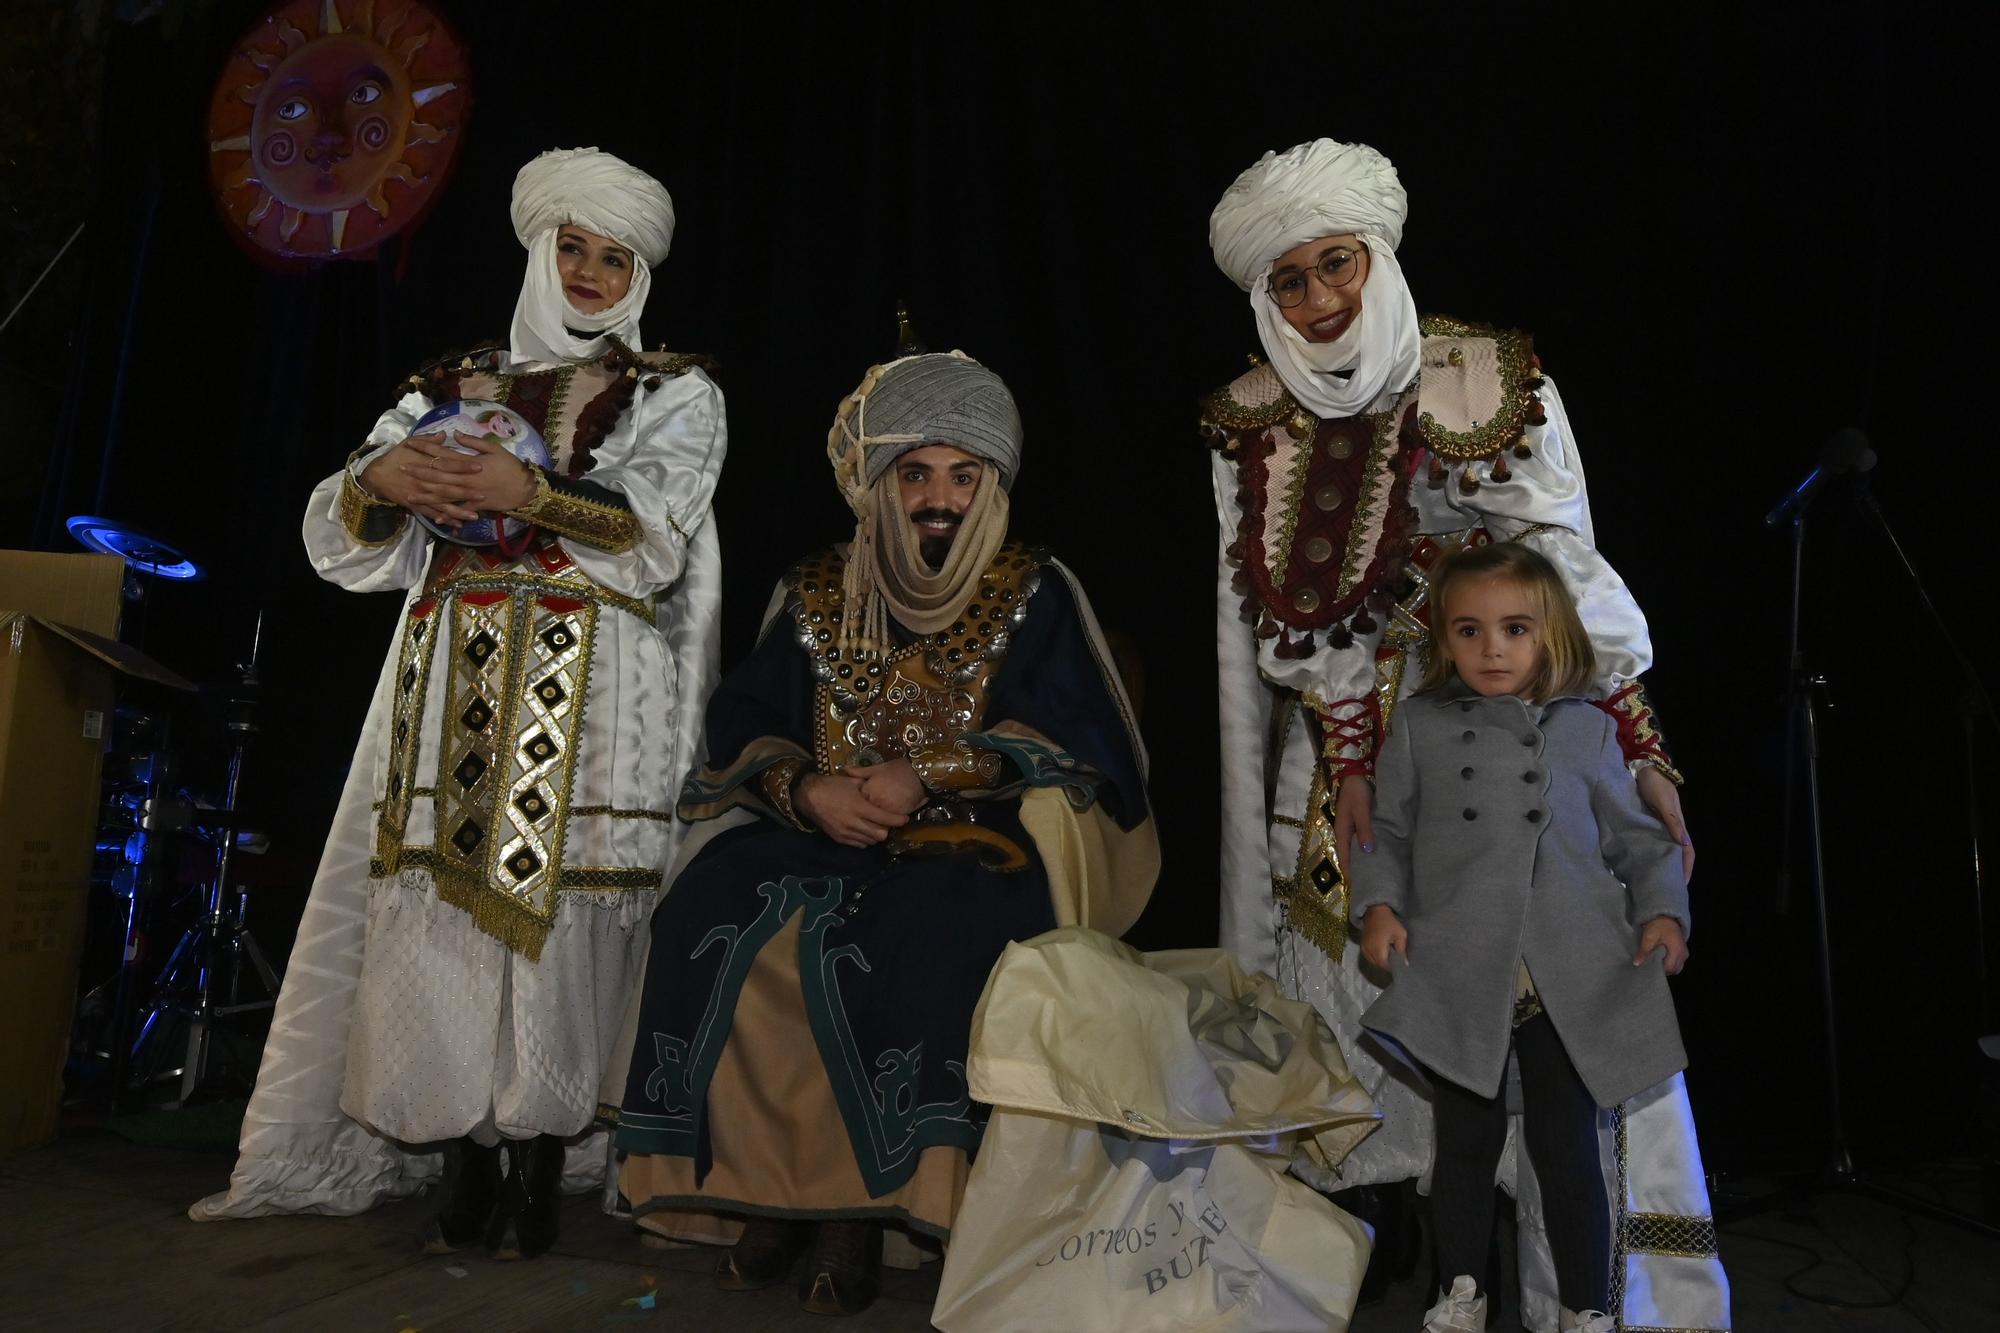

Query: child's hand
(1634, 916), (1689, 975)
(1360, 904), (1408, 971)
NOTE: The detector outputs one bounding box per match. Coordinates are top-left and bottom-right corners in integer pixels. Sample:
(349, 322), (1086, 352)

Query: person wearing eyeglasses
(1201, 139), (1726, 1333)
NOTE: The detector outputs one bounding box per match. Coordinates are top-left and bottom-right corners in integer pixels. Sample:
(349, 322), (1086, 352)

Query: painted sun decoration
(207, 0), (470, 262)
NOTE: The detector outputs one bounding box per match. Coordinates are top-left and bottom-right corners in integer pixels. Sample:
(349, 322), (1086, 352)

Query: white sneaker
(1560, 1309), (1616, 1332)
(1422, 1275), (1488, 1332)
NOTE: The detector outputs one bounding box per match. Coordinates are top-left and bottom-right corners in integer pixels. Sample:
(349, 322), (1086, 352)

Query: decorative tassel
(1491, 456), (1511, 483)
(1328, 625), (1355, 650)
(1255, 615), (1280, 640)
(1459, 467), (1481, 496)
(1525, 396), (1547, 426)
(1514, 435), (1534, 460)
(1225, 539), (1244, 561)
(1428, 457), (1448, 490)
(1350, 608), (1378, 634)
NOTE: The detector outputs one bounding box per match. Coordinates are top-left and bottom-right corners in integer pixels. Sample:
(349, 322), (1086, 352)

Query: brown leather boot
(796, 1219), (881, 1316)
(716, 1216), (810, 1290)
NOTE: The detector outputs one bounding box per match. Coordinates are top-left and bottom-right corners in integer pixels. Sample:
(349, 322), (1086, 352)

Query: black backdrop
(14, 3), (1990, 1180)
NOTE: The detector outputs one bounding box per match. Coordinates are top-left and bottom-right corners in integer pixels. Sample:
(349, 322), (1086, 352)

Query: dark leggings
(1426, 1013), (1610, 1313)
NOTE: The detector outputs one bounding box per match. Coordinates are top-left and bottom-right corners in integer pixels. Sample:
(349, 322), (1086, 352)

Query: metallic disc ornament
(207, 0), (470, 263)
(409, 401), (552, 547)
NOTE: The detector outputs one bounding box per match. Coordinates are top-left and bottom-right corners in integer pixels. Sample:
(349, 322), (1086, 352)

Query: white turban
(506, 147), (677, 368)
(1209, 139), (1421, 418)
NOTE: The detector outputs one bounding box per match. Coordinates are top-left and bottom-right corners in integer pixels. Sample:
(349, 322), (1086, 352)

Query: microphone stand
(1732, 481), (2000, 1238)
(1855, 486), (1997, 1038)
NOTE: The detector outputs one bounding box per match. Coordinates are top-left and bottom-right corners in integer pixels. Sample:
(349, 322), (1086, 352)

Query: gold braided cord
(569, 804), (674, 822)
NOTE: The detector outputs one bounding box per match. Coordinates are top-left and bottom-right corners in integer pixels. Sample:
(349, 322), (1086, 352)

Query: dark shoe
(421, 1137), (502, 1254)
(486, 1134), (565, 1260)
(715, 1217), (810, 1290)
(796, 1220), (881, 1316)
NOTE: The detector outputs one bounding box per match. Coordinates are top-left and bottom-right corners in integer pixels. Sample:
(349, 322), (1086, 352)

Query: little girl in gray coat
(1350, 542), (1691, 1333)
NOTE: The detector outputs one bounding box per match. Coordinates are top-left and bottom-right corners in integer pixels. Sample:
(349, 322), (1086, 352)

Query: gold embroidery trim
(339, 466), (406, 546)
(1335, 406), (1406, 596)
(757, 757), (810, 830)
(1621, 1212), (1720, 1259)
(1274, 753), (1348, 962)
(558, 866), (663, 890)
(375, 610), (441, 865)
(430, 567), (655, 626)
(514, 473), (644, 553)
(1414, 315), (1539, 463)
(1199, 378), (1299, 432)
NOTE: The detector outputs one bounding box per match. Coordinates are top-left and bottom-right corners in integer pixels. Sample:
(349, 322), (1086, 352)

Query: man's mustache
(909, 508), (962, 528)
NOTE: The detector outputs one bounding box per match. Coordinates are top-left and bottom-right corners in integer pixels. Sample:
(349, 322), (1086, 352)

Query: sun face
(208, 0), (469, 261)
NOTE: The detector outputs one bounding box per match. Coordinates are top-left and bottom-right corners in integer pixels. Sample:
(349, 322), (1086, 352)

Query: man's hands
(1359, 903), (1407, 971)
(794, 759), (926, 848)
(358, 432), (539, 529)
(848, 760), (927, 817)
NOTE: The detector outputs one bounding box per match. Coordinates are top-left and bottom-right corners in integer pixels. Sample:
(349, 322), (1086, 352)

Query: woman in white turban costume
(190, 148), (727, 1261)
(1203, 139), (1728, 1332)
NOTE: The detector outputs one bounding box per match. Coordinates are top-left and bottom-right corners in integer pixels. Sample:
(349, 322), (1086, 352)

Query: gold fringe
(431, 863), (554, 962)
(1277, 875), (1356, 963)
(371, 848), (662, 960)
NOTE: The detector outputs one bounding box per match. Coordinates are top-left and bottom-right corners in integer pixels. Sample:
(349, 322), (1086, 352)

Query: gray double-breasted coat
(1348, 680), (1689, 1108)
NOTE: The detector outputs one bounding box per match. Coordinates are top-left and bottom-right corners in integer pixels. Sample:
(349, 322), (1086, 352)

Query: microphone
(1763, 428), (1877, 529)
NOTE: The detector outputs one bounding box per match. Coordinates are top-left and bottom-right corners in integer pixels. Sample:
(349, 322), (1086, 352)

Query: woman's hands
(1359, 903), (1408, 971)
(1333, 774), (1374, 870)
(1636, 766), (1694, 882)
(358, 432), (540, 528)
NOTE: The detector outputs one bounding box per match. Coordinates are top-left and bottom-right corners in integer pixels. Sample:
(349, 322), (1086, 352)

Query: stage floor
(1, 1132), (1992, 1330)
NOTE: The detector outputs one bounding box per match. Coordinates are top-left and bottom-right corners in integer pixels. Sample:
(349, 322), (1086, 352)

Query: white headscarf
(1209, 138), (1422, 418)
(507, 147), (676, 368)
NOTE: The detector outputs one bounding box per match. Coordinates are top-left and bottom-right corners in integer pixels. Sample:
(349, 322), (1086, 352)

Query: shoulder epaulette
(1199, 359), (1300, 436)
(1413, 314), (1546, 464)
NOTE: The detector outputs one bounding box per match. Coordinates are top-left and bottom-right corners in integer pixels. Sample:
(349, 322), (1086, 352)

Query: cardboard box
(0, 551), (190, 1156)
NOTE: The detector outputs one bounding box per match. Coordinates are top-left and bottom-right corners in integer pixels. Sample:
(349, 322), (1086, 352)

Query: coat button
(1520, 735), (1537, 747)
(1463, 808), (1478, 821)
(1525, 809), (1544, 822)
(1461, 766), (1475, 780)
(1523, 771), (1539, 782)
(1462, 730), (1477, 743)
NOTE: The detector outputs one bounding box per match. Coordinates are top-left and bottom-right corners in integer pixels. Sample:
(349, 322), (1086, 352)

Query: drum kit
(65, 514), (280, 1110)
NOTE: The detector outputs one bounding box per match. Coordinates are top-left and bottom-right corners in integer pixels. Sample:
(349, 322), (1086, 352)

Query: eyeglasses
(1266, 245), (1366, 308)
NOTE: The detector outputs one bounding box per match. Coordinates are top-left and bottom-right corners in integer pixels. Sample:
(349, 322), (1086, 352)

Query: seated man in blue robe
(615, 352), (1157, 1316)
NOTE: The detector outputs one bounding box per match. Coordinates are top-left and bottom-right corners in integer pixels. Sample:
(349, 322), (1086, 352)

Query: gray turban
(829, 352), (1024, 506)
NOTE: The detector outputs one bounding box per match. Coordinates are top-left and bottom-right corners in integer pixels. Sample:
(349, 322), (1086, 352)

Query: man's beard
(911, 507), (961, 570)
